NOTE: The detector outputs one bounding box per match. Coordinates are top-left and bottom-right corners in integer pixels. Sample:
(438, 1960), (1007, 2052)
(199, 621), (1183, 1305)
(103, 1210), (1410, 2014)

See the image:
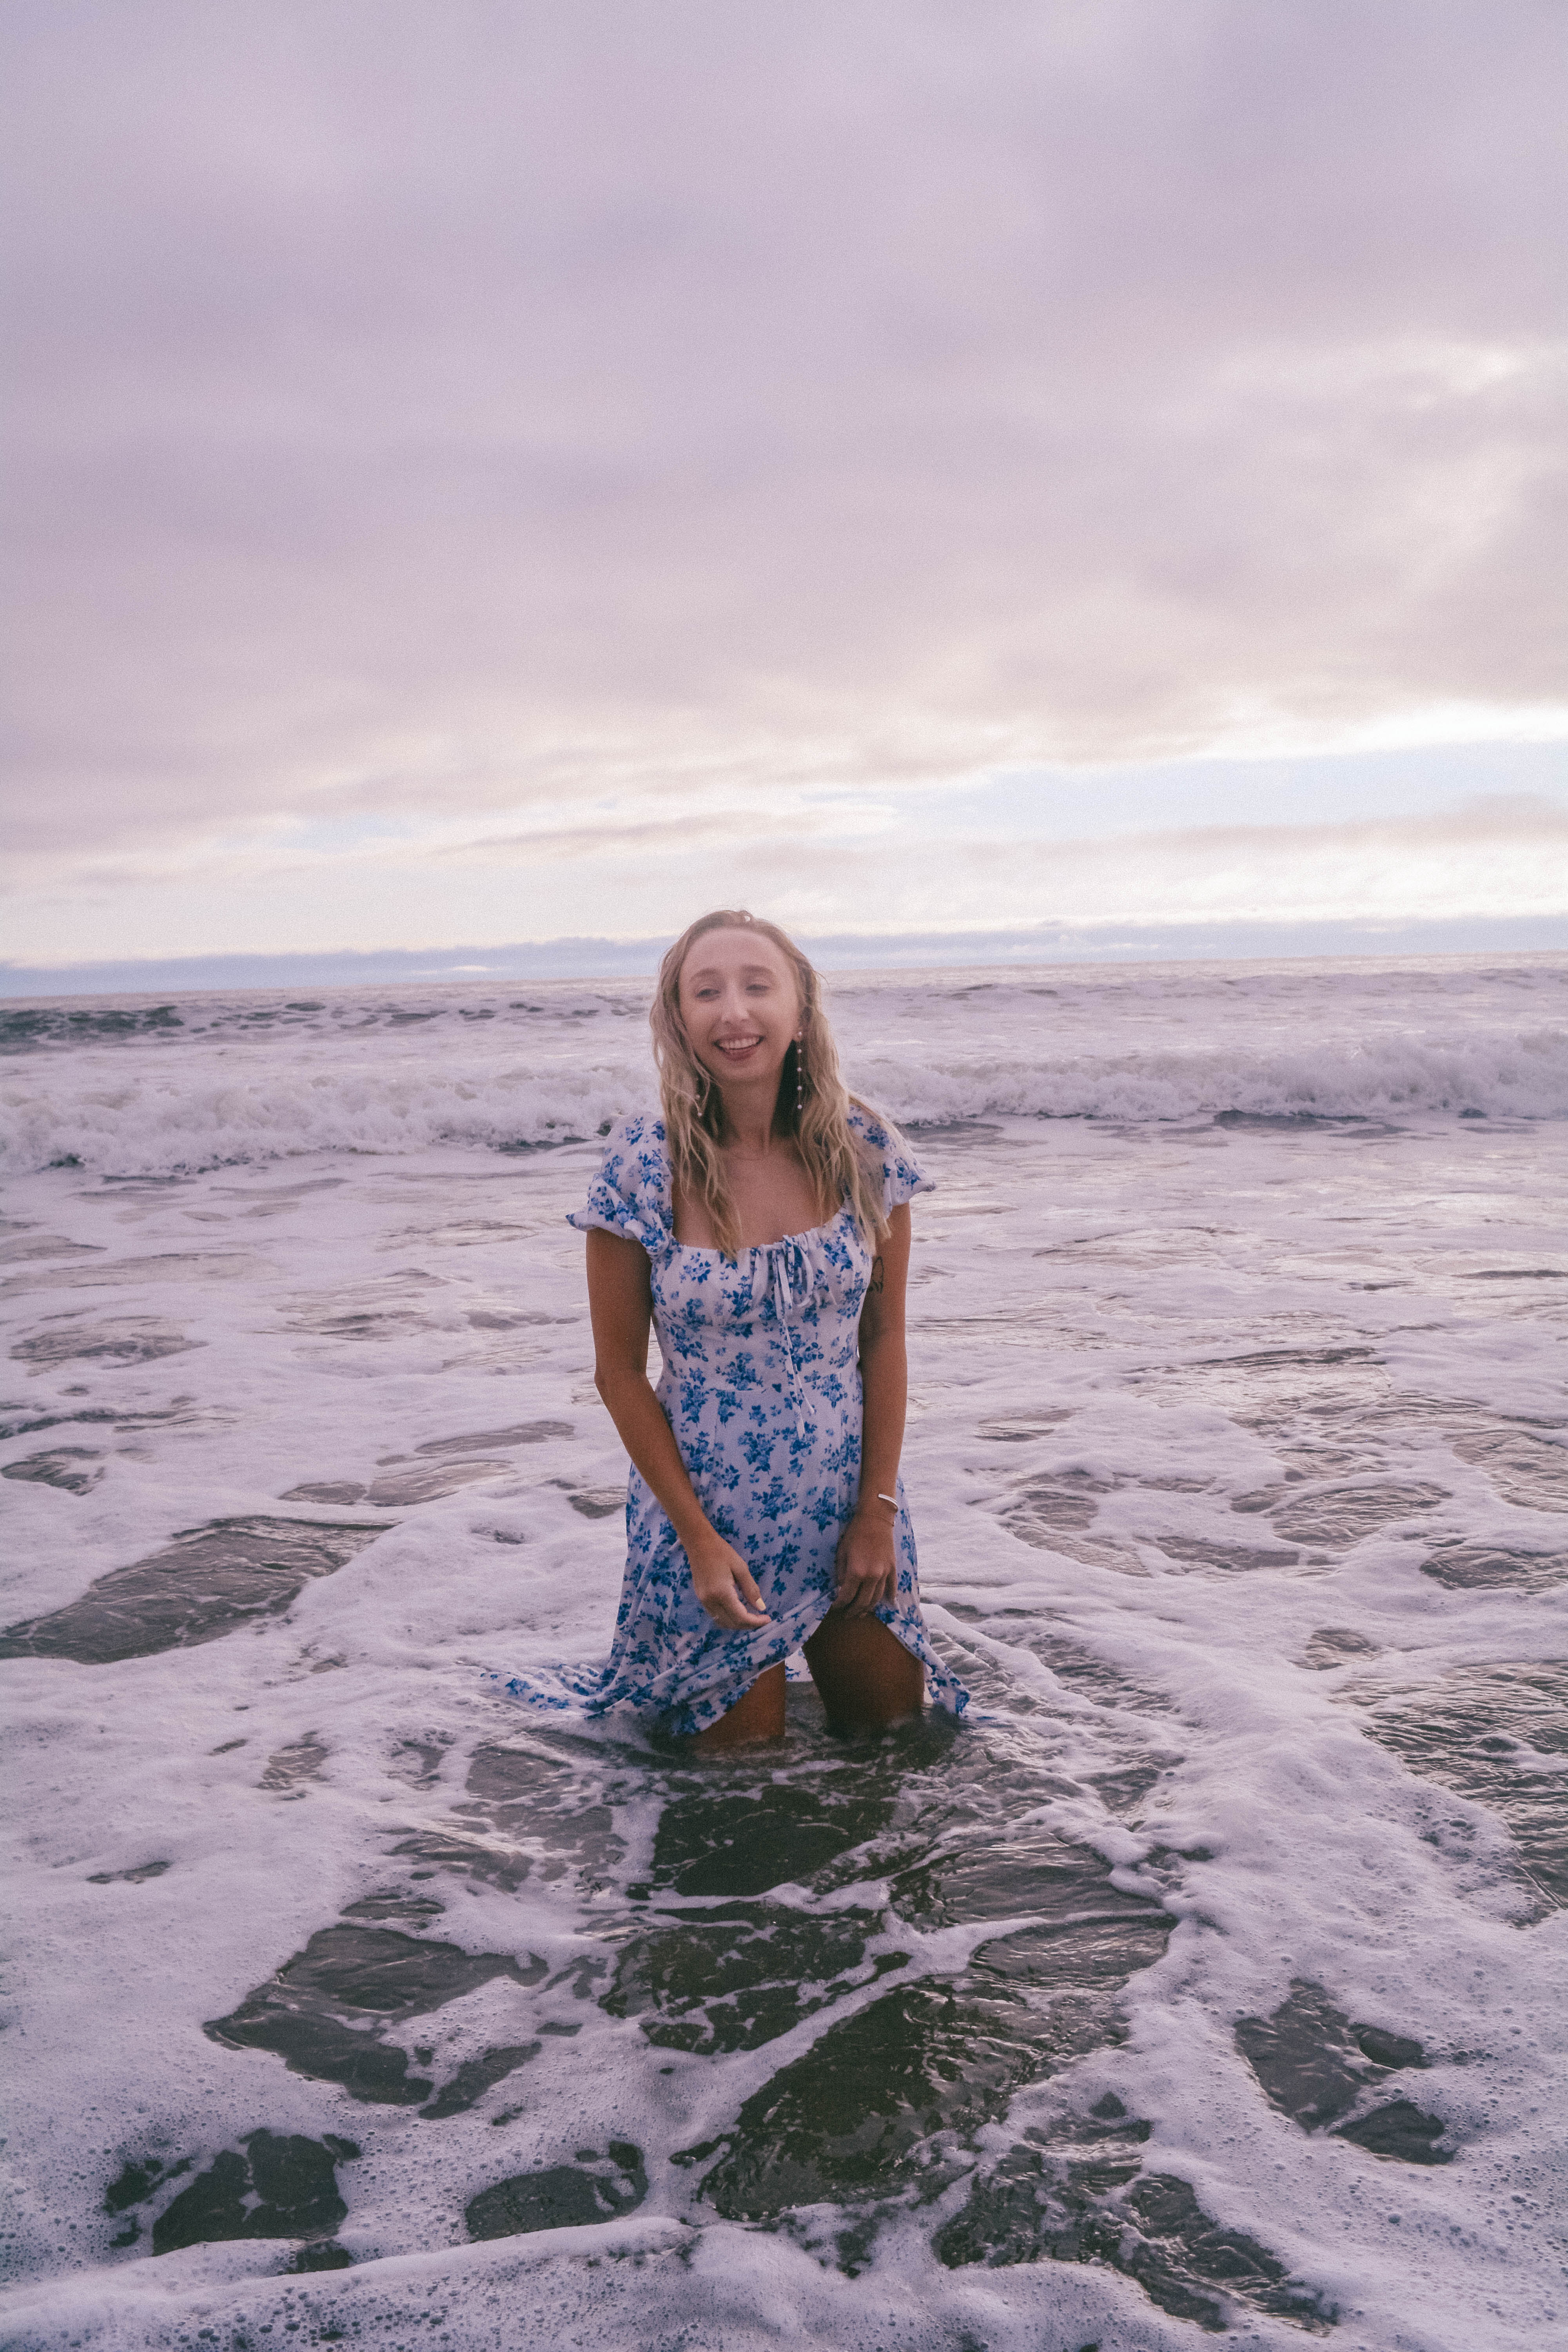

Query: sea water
(0, 955), (1564, 2351)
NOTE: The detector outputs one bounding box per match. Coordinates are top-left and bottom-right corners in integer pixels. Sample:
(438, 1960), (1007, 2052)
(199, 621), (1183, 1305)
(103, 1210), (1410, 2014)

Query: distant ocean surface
(2, 953), (1564, 2352)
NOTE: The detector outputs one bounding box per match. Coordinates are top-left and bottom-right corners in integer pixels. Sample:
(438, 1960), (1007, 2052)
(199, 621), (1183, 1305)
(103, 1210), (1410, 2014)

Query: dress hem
(499, 1596), (967, 1740)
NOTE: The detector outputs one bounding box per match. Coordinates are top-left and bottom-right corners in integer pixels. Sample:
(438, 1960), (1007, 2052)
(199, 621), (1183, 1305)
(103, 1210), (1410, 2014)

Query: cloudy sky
(3, 0), (1565, 982)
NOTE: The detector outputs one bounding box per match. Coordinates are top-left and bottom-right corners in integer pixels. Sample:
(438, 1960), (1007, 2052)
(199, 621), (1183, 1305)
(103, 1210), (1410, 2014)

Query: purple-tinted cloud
(2, 1), (1564, 948)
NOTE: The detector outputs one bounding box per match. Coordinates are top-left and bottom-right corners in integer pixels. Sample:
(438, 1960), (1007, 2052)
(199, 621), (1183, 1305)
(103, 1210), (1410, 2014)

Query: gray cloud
(2, 0), (1565, 941)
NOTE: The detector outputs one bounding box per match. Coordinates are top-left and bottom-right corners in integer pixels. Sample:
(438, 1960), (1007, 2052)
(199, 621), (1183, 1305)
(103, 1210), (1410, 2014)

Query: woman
(505, 907), (967, 1749)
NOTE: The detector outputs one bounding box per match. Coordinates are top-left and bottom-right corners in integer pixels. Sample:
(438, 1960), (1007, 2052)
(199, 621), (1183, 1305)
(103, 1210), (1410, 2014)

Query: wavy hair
(650, 908), (894, 1259)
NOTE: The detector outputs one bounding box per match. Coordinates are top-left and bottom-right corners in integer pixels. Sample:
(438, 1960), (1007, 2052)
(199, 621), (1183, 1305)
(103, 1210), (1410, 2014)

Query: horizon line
(4, 913), (1566, 1002)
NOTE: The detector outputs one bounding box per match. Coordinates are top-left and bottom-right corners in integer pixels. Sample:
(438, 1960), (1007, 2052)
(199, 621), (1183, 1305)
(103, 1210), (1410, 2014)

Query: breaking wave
(3, 958), (1564, 1176)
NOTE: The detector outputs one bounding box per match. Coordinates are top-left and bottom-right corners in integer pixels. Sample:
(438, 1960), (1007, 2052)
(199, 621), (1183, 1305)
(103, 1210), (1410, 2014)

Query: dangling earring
(694, 1065), (710, 1116)
(795, 1031), (806, 1119)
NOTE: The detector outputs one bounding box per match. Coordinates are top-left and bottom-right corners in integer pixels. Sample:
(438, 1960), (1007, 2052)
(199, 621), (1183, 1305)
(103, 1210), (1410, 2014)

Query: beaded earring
(795, 1030), (806, 1118)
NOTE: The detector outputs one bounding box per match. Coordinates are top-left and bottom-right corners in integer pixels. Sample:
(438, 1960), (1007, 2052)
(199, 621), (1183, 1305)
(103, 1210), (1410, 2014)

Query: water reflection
(1357, 1662), (1568, 1914)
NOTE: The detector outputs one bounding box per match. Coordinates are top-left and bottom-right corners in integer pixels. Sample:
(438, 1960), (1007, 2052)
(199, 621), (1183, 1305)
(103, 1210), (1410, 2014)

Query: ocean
(1, 953), (1564, 2351)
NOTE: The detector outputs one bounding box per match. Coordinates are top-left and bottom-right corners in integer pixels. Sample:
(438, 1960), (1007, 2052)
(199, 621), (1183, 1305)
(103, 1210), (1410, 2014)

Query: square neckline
(668, 1200), (855, 1258)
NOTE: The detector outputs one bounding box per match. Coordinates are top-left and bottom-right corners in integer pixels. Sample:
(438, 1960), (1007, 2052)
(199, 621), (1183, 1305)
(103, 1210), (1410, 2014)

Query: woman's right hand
(688, 1535), (771, 1630)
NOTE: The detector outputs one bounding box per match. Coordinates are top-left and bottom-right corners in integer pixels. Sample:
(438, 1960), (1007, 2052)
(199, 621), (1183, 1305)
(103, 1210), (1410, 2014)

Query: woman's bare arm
(833, 1203), (911, 1615)
(585, 1227), (769, 1629)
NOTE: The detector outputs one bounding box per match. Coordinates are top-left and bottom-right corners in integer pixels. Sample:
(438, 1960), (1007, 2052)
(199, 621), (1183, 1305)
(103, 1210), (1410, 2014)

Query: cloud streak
(5, 787), (1561, 967)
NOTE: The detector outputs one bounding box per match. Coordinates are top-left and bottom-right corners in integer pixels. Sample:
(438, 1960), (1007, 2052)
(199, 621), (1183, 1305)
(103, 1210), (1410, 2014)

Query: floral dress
(501, 1108), (969, 1737)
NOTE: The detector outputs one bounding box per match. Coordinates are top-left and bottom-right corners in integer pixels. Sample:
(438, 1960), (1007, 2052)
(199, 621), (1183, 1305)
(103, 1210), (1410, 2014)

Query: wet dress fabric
(502, 1109), (969, 1738)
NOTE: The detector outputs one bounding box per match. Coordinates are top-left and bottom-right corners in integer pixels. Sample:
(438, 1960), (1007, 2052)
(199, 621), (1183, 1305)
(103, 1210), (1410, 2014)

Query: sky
(2, 0), (1566, 989)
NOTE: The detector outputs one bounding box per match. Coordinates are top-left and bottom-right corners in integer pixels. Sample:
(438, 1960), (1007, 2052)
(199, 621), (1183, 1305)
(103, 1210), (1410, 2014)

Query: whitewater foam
(2, 955), (1564, 1178)
(1, 956), (1564, 2350)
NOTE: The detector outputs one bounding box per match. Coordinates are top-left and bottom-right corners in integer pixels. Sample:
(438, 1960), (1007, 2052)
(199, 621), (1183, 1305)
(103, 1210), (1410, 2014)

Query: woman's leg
(804, 1613), (924, 1733)
(692, 1661), (787, 1750)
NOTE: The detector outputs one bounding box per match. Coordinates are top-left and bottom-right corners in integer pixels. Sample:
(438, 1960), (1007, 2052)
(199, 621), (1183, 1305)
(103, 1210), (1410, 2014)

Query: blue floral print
(502, 1107), (969, 1737)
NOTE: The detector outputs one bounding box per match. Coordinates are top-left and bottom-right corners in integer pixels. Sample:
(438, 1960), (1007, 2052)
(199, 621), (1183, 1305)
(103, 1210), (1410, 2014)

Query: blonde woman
(506, 908), (967, 1750)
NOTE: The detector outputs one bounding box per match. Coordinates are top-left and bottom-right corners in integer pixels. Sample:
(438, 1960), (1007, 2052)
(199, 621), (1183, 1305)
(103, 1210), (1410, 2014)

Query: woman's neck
(714, 1080), (785, 1159)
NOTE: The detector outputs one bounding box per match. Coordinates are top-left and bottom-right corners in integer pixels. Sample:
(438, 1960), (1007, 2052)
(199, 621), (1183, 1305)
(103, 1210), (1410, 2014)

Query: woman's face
(678, 927), (801, 1093)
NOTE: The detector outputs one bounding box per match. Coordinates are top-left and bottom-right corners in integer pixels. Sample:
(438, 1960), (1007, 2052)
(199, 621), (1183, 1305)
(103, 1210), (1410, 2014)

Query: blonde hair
(651, 908), (894, 1259)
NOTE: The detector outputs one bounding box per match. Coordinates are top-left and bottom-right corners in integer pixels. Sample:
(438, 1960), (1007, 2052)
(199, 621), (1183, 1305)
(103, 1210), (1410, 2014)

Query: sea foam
(1, 965), (1564, 2350)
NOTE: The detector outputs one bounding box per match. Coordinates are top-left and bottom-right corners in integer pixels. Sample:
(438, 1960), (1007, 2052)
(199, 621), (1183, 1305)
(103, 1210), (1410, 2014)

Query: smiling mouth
(715, 1035), (763, 1056)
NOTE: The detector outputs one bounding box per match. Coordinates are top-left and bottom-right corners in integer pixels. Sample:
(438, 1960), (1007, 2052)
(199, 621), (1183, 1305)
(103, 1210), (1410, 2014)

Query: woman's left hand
(833, 1507), (897, 1617)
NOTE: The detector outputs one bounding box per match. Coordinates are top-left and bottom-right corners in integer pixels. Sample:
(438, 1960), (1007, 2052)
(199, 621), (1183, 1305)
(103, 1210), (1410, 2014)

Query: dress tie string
(769, 1239), (811, 1437)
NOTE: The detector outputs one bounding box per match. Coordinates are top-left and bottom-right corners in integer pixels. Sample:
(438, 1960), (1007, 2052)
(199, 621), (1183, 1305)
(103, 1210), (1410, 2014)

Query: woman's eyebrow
(684, 962), (781, 984)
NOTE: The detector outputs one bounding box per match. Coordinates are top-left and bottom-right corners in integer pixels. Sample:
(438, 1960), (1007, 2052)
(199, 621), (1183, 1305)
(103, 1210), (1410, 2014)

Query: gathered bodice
(569, 1111), (926, 1362)
(648, 1212), (869, 1434)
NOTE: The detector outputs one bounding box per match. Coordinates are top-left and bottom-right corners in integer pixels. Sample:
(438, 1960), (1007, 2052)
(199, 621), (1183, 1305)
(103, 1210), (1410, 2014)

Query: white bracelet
(876, 1492), (898, 1506)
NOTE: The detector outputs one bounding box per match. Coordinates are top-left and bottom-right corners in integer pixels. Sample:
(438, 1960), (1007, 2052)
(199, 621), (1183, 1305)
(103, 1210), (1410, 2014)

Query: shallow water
(1, 960), (1565, 2350)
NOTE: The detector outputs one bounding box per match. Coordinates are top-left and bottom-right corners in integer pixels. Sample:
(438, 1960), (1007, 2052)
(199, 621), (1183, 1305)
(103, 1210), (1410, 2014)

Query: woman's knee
(691, 1660), (787, 1748)
(804, 1613), (923, 1729)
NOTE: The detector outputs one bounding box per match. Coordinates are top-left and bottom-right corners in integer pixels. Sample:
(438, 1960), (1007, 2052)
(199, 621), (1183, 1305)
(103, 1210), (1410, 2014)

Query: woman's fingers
(717, 1597), (770, 1628)
(693, 1546), (770, 1629)
(699, 1585), (768, 1628)
(730, 1561), (769, 1625)
(835, 1566), (894, 1618)
(835, 1516), (897, 1617)
(710, 1585), (769, 1628)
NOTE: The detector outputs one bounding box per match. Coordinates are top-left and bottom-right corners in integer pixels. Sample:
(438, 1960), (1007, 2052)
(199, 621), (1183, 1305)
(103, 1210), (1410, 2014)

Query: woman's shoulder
(846, 1099), (932, 1207)
(567, 1111), (673, 1246)
(846, 1098), (907, 1162)
(601, 1109), (668, 1169)
(846, 1100), (891, 1149)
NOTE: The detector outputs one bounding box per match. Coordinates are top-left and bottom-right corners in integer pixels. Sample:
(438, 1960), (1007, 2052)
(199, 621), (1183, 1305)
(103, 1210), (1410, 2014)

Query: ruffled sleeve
(848, 1105), (932, 1214)
(566, 1114), (674, 1257)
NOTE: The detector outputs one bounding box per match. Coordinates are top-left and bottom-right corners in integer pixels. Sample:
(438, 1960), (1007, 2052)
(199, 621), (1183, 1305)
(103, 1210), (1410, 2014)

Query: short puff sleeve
(566, 1114), (674, 1258)
(848, 1105), (932, 1215)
